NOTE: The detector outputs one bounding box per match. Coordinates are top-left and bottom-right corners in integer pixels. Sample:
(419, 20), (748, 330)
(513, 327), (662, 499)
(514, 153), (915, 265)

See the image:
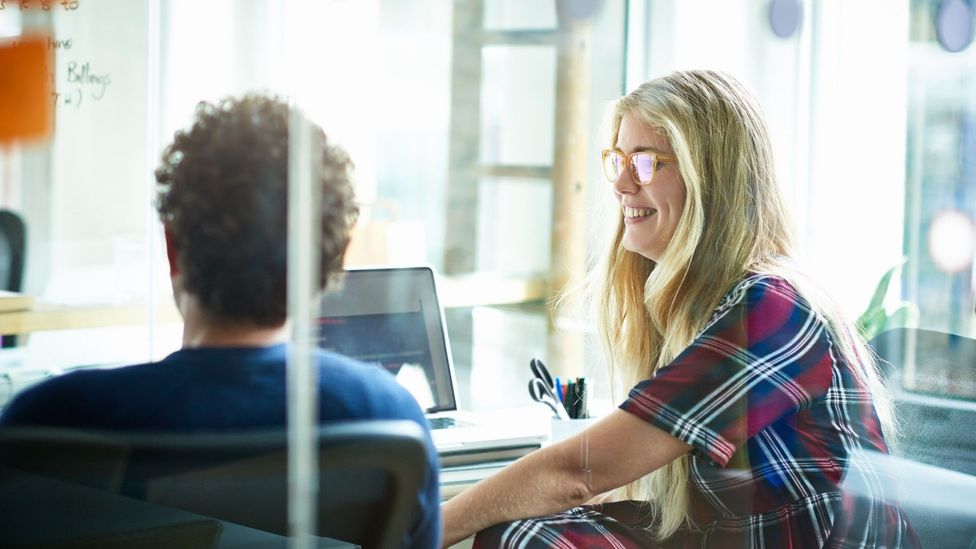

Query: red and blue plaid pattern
(475, 275), (916, 548)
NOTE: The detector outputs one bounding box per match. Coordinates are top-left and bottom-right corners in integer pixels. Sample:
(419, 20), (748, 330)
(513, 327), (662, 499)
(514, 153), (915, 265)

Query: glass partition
(0, 0), (627, 545)
(0, 0), (168, 394)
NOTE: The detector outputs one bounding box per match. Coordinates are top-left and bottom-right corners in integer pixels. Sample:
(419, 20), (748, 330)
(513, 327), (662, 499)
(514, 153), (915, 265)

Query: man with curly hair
(0, 95), (441, 548)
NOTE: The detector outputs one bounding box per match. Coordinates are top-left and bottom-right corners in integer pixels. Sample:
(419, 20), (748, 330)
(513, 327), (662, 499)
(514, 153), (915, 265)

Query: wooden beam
(547, 1), (593, 379)
(443, 0), (485, 275)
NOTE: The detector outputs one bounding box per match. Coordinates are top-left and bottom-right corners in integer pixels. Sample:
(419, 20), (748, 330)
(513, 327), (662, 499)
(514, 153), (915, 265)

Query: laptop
(317, 266), (546, 460)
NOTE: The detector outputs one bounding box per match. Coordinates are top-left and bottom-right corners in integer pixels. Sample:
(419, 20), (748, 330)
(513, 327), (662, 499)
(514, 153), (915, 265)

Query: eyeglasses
(601, 149), (676, 185)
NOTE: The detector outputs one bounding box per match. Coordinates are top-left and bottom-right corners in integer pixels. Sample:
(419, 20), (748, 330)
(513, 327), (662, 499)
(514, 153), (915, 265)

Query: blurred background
(0, 2), (974, 541)
(1, 0), (973, 402)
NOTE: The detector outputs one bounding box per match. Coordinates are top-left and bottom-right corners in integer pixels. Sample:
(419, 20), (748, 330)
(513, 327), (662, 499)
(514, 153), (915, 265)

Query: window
(904, 0), (976, 398)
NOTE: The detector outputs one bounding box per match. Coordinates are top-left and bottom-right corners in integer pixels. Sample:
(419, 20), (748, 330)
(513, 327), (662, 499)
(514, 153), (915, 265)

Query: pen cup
(548, 417), (600, 445)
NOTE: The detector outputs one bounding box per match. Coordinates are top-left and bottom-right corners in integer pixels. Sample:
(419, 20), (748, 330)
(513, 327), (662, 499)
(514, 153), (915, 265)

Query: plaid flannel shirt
(475, 275), (917, 549)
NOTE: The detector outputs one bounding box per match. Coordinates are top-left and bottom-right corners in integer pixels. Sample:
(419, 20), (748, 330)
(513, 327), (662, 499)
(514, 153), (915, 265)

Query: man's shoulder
(0, 364), (143, 426)
(315, 351), (426, 421)
(17, 362), (154, 397)
(315, 349), (397, 389)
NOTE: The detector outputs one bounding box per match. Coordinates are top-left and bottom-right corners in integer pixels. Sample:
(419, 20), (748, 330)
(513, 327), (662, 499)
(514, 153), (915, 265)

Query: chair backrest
(0, 209), (26, 348)
(868, 327), (976, 548)
(0, 209), (26, 294)
(869, 327), (976, 473)
(0, 420), (428, 549)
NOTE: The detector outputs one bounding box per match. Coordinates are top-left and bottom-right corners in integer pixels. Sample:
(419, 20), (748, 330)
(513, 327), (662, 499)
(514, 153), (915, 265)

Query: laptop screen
(317, 267), (458, 413)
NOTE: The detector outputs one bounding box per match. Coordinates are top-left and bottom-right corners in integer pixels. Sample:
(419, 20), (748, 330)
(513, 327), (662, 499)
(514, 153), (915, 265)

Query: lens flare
(928, 209), (976, 273)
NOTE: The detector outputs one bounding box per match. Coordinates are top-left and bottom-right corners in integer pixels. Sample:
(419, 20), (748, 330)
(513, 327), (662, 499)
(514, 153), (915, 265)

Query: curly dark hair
(154, 94), (358, 326)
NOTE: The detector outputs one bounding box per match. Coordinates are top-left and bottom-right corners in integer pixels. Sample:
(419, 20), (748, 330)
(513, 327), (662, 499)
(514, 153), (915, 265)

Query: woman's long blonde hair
(594, 70), (896, 539)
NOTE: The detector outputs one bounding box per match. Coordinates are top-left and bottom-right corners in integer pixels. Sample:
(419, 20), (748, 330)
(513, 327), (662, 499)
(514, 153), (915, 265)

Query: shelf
(439, 273), (549, 308)
(0, 274), (550, 335)
(478, 164), (552, 180)
(480, 29), (560, 46)
(0, 302), (181, 335)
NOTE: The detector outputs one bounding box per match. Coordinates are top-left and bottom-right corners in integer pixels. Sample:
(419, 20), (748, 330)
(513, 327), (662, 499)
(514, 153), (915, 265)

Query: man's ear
(163, 225), (180, 277)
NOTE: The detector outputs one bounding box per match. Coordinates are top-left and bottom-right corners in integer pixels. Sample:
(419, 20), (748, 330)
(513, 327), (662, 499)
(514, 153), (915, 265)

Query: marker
(578, 377), (588, 419)
(554, 377), (563, 403)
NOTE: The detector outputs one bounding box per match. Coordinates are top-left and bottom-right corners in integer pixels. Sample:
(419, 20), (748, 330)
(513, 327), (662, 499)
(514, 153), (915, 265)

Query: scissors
(530, 357), (563, 406)
(530, 358), (556, 393)
(529, 378), (570, 420)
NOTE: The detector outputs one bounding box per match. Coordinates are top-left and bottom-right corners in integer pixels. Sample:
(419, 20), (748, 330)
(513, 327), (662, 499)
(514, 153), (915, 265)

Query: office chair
(867, 327), (976, 548)
(0, 209), (26, 348)
(0, 420), (429, 549)
(869, 327), (976, 474)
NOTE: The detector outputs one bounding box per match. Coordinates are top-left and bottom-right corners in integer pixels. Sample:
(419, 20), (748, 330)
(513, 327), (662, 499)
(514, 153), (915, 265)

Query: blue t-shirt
(0, 344), (441, 549)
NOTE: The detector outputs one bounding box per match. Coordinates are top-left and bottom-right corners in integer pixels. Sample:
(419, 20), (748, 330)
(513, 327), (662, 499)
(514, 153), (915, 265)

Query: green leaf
(856, 258), (917, 343)
(883, 304), (919, 332)
(866, 257), (907, 312)
(857, 306), (889, 342)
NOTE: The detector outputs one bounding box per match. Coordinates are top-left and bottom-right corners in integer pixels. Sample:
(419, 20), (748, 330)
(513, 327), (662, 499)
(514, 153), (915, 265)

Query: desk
(440, 460), (512, 500)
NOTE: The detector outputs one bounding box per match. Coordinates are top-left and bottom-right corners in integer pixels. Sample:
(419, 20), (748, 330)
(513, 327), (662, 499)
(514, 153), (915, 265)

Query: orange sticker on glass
(0, 35), (53, 143)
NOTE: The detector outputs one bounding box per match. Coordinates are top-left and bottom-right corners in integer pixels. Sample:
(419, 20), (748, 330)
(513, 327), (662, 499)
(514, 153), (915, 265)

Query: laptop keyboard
(428, 417), (474, 430)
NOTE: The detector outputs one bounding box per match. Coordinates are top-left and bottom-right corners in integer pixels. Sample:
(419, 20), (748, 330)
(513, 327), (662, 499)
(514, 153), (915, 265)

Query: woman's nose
(613, 169), (639, 195)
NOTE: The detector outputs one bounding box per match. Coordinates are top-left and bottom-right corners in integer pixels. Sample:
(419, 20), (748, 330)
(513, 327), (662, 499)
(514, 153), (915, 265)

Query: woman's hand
(440, 411), (691, 547)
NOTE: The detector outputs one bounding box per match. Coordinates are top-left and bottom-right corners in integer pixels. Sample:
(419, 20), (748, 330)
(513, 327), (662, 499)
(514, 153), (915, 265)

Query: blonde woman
(442, 71), (916, 548)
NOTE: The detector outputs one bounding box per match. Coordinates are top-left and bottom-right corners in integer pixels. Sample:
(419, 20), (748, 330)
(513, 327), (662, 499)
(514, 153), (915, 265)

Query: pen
(565, 379), (575, 418)
(578, 377), (588, 419)
(565, 377), (586, 419)
(555, 377), (563, 403)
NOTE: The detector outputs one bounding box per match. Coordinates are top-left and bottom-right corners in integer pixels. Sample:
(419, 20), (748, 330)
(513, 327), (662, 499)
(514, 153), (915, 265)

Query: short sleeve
(619, 276), (834, 467)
